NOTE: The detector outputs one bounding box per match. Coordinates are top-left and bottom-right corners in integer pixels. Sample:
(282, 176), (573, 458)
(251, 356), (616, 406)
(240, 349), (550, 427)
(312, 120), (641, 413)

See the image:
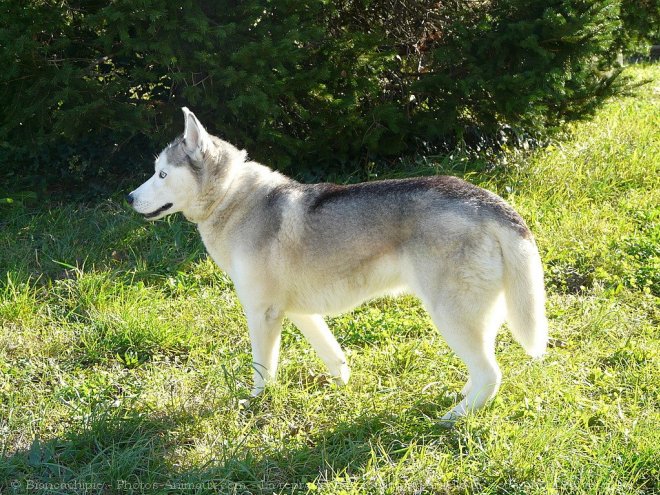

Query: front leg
(246, 306), (284, 397)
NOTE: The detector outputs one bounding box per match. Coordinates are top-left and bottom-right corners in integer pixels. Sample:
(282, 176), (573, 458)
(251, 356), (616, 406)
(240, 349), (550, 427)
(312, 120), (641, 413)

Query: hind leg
(433, 316), (500, 420)
(408, 237), (506, 420)
(460, 378), (473, 398)
(426, 295), (504, 421)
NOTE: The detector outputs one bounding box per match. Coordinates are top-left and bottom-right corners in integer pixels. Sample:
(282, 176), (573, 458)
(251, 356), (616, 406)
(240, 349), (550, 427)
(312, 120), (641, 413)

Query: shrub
(619, 0), (660, 52)
(0, 0), (645, 192)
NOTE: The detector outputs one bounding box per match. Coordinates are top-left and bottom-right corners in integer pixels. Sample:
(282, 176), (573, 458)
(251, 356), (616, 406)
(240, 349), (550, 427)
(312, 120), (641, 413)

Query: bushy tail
(499, 231), (548, 358)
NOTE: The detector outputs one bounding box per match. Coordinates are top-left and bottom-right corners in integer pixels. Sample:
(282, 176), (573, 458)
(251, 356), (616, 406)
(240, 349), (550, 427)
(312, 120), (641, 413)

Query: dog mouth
(143, 203), (173, 219)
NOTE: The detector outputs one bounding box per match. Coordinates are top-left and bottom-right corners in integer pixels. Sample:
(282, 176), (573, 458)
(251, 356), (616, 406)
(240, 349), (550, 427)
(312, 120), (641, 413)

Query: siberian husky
(128, 108), (548, 421)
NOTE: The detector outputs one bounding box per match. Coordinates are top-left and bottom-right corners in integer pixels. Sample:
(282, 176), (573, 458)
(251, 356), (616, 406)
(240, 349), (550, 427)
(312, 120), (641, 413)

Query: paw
(440, 403), (467, 428)
(250, 385), (265, 398)
(331, 362), (351, 386)
(438, 416), (458, 428)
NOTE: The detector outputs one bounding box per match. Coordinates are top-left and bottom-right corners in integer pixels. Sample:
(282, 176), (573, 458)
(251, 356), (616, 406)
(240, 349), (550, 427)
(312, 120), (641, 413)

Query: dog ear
(182, 107), (210, 160)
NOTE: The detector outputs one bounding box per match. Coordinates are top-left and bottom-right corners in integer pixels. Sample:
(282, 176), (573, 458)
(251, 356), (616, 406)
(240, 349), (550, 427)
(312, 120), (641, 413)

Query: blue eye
(159, 170), (167, 179)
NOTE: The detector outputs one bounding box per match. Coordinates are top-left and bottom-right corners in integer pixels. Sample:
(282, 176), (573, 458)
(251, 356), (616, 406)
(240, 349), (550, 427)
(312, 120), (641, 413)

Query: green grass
(1, 64), (658, 494)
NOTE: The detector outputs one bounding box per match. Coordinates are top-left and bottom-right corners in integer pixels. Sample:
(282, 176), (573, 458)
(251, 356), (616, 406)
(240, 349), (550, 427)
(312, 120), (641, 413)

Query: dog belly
(284, 255), (406, 315)
(286, 283), (406, 316)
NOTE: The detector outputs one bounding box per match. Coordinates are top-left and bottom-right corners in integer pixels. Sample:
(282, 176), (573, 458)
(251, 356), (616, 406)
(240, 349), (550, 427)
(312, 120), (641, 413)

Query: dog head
(127, 107), (214, 221)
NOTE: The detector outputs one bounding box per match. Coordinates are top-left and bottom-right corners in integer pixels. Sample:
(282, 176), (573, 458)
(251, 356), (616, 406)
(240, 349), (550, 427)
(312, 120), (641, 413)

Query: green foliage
(0, 0), (652, 191)
(411, 0), (628, 143)
(619, 0), (660, 51)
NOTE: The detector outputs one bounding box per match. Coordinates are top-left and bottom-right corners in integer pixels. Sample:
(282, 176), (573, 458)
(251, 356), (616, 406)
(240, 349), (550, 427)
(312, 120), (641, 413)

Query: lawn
(0, 64), (658, 494)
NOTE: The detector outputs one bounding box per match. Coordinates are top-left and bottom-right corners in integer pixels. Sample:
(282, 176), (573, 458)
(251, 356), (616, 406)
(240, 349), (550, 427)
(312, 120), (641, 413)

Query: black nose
(126, 193), (134, 205)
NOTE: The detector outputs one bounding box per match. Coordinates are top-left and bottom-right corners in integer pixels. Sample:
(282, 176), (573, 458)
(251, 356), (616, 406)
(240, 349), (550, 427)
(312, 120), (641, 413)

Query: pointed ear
(182, 107), (211, 159)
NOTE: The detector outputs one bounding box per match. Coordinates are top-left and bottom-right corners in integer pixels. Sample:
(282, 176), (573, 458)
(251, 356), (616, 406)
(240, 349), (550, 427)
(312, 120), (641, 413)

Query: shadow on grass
(0, 397), (464, 495)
